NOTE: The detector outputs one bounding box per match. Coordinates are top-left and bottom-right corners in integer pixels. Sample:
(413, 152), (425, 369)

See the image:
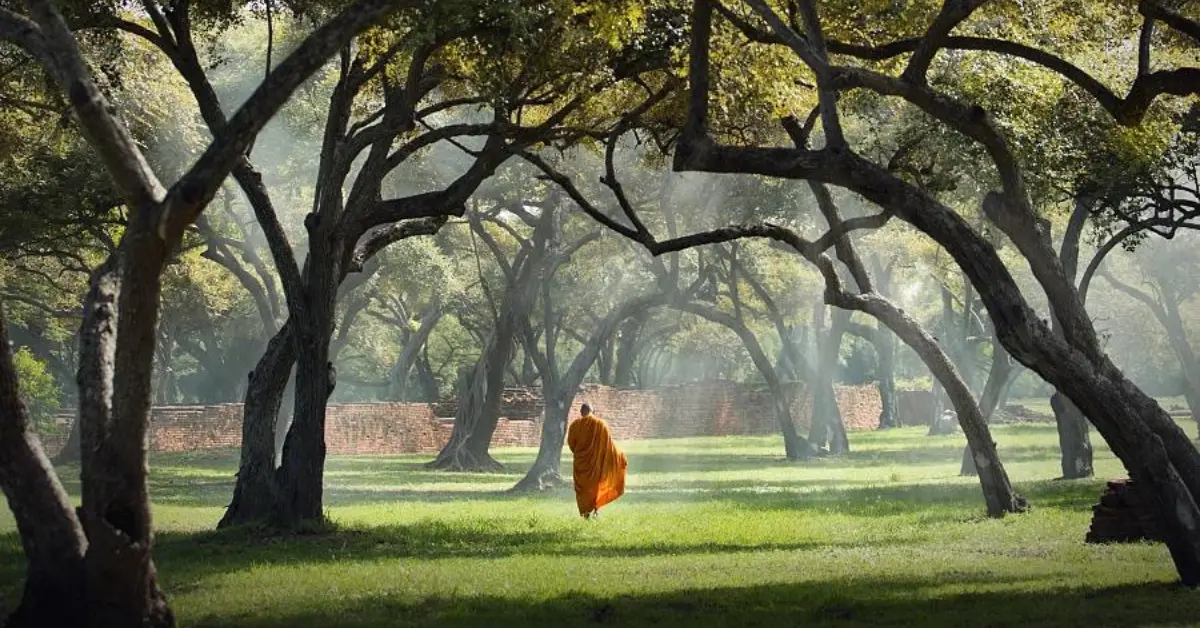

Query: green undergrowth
(2, 424), (1199, 627)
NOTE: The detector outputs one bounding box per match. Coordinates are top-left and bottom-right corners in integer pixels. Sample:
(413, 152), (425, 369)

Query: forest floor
(4, 423), (1200, 626)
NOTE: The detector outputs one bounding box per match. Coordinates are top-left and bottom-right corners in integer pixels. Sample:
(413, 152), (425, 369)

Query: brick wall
(42, 382), (897, 458)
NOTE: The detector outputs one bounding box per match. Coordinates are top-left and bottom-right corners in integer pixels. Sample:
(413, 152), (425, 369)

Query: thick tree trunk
(271, 249), (338, 526)
(78, 252), (173, 627)
(1051, 392), (1096, 479)
(426, 323), (513, 471)
(962, 338), (1014, 475)
(511, 393), (571, 491)
(219, 320), (296, 528)
(0, 304), (88, 628)
(271, 340), (334, 526)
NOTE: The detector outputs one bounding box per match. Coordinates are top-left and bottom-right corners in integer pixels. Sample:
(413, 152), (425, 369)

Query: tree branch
(1140, 0), (1200, 45)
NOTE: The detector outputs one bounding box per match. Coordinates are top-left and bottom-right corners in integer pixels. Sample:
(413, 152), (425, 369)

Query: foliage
(10, 346), (61, 431)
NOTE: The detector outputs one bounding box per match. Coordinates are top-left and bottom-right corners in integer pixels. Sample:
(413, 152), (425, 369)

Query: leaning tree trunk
(219, 319), (295, 528)
(389, 308), (442, 401)
(0, 304), (88, 627)
(835, 293), (1025, 518)
(511, 391), (572, 491)
(678, 303), (808, 460)
(962, 338), (1014, 475)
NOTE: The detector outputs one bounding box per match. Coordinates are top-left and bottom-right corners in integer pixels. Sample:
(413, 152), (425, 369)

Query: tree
(0, 0), (405, 621)
(526, 124), (1025, 515)
(511, 206), (672, 490)
(1102, 237), (1200, 437)
(666, 0), (1200, 584)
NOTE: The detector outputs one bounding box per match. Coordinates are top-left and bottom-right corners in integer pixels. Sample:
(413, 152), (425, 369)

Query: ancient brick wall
(41, 382), (892, 458)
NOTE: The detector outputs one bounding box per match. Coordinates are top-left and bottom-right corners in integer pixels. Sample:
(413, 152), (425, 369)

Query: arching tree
(665, 0), (1200, 584)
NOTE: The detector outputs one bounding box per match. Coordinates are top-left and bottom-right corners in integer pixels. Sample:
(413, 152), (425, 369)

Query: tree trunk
(1184, 380), (1200, 440)
(271, 246), (339, 526)
(414, 351), (440, 401)
(77, 251), (174, 627)
(597, 336), (615, 386)
(677, 303), (808, 459)
(0, 304), (88, 628)
(389, 308), (442, 401)
(832, 293), (1024, 517)
(1046, 196), (1095, 479)
(219, 319), (295, 528)
(271, 338), (334, 526)
(426, 322), (514, 471)
(962, 337), (1014, 475)
(613, 312), (648, 387)
(52, 415), (82, 465)
(810, 306), (848, 454)
(511, 392), (571, 491)
(927, 378), (947, 435)
(1051, 392), (1096, 479)
(876, 327), (898, 429)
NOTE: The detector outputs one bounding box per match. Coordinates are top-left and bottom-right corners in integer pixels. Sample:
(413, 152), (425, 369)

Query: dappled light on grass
(2, 425), (1196, 626)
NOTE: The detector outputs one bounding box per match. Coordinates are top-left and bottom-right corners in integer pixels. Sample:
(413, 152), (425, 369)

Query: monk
(567, 403), (627, 519)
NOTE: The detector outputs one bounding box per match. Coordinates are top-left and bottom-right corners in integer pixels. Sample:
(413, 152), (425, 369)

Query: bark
(218, 319), (295, 528)
(511, 392), (572, 491)
(0, 304), (87, 628)
(271, 234), (340, 526)
(1048, 196), (1096, 479)
(77, 253), (174, 627)
(1049, 392), (1095, 478)
(962, 336), (1014, 476)
(809, 304), (849, 454)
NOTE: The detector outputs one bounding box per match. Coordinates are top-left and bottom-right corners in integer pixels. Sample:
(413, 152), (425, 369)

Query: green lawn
(3, 425), (1200, 627)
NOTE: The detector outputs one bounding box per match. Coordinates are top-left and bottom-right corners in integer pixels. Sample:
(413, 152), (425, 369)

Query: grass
(3, 424), (1200, 627)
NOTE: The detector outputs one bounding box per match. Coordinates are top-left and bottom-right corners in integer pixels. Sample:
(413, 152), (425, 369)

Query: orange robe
(567, 412), (627, 516)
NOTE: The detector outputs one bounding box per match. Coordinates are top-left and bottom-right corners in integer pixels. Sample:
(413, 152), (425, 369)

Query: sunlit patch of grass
(2, 424), (1198, 626)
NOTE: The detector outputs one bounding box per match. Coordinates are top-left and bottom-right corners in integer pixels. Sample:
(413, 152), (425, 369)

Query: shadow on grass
(182, 577), (1200, 628)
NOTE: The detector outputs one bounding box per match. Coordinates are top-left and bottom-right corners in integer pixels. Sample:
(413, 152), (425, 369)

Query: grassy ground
(3, 424), (1199, 627)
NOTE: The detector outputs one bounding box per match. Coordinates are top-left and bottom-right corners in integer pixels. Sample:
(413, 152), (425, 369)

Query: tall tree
(0, 0), (404, 621)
